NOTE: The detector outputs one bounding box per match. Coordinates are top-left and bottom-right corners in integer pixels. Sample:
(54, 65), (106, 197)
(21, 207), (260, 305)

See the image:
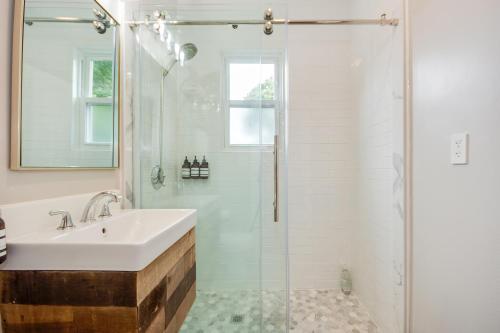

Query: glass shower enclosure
(128, 1), (405, 332)
(130, 3), (289, 332)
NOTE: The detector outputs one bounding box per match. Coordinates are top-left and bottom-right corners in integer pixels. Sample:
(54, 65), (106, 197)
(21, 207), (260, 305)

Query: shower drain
(230, 314), (245, 324)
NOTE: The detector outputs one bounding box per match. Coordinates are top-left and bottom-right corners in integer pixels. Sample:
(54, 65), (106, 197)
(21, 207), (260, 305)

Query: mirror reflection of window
(17, 0), (119, 168)
(77, 54), (113, 145)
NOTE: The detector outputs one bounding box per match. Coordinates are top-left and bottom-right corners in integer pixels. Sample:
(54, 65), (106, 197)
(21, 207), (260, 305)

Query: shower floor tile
(180, 290), (286, 333)
(180, 289), (377, 333)
(289, 290), (378, 333)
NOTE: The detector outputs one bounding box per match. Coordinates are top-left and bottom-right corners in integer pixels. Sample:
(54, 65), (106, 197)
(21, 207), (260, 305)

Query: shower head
(163, 43), (198, 75)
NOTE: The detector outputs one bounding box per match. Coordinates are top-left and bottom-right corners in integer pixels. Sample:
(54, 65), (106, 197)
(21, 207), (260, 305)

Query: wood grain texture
(184, 246), (196, 276)
(137, 229), (195, 304)
(165, 264), (196, 328)
(0, 304), (137, 333)
(144, 306), (165, 333)
(165, 283), (196, 333)
(138, 278), (167, 333)
(0, 271), (137, 306)
(166, 256), (185, 301)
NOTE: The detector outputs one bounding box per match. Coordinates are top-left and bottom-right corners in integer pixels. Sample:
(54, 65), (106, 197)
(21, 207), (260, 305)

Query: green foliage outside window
(244, 77), (275, 100)
(92, 60), (113, 98)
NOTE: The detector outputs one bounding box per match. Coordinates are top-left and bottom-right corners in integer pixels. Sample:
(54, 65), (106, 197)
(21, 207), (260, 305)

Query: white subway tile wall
(287, 1), (404, 332)
(351, 0), (405, 332)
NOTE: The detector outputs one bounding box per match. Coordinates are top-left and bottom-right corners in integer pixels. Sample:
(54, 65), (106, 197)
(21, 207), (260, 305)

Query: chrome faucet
(81, 191), (121, 223)
(49, 210), (74, 230)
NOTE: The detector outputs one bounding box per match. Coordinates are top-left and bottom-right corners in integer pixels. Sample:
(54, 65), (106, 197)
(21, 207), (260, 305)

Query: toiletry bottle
(191, 156), (200, 179)
(182, 156), (191, 179)
(0, 217), (6, 264)
(340, 268), (352, 295)
(200, 156), (209, 179)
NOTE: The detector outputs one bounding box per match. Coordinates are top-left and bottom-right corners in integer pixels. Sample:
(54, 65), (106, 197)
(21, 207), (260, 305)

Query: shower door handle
(273, 134), (279, 223)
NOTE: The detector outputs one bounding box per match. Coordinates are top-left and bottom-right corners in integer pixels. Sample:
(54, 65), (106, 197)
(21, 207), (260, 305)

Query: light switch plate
(450, 133), (469, 165)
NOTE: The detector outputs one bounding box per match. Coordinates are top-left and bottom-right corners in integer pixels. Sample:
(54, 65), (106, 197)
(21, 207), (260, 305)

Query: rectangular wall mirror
(11, 0), (120, 170)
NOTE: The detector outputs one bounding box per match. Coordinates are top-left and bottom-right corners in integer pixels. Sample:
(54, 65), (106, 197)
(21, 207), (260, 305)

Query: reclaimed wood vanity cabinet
(0, 228), (196, 333)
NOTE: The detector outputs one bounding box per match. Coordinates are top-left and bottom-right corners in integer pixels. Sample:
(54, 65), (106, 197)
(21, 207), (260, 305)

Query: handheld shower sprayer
(151, 42), (198, 190)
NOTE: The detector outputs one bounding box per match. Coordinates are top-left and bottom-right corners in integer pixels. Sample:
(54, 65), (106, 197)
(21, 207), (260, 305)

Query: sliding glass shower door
(133, 4), (288, 332)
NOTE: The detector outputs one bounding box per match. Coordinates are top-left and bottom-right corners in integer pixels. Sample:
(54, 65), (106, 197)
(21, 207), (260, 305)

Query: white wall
(412, 0), (500, 332)
(0, 0), (120, 205)
(287, 0), (357, 290)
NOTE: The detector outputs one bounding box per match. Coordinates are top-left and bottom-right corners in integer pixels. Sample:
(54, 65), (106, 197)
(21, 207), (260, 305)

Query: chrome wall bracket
(264, 8), (274, 35)
(25, 8), (116, 35)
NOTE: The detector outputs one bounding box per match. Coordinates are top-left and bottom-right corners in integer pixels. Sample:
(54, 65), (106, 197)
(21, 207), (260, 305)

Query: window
(79, 54), (114, 145)
(225, 54), (281, 147)
(85, 104), (113, 144)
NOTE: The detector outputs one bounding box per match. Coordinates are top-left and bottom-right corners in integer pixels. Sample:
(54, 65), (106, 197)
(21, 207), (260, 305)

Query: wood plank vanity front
(0, 228), (196, 333)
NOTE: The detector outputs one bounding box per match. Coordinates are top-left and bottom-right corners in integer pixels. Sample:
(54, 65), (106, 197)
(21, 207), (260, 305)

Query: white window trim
(223, 51), (283, 150)
(72, 50), (114, 149)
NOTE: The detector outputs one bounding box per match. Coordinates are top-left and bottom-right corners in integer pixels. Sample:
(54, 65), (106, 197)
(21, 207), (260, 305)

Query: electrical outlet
(450, 133), (469, 165)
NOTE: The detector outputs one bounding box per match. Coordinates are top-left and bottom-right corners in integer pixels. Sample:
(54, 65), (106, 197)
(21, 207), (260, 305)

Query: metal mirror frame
(10, 0), (121, 170)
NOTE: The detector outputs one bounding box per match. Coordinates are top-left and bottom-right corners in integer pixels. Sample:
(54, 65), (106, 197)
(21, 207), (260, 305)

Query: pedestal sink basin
(0, 209), (197, 271)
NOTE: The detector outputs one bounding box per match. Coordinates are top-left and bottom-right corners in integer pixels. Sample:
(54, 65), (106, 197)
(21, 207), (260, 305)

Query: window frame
(76, 51), (114, 147)
(223, 52), (283, 150)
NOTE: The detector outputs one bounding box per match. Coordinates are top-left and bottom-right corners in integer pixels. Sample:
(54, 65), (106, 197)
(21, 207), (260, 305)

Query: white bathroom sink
(1, 209), (197, 271)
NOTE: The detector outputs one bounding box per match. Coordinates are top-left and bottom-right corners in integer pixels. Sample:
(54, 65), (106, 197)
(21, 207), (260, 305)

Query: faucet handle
(98, 193), (121, 218)
(98, 202), (112, 218)
(49, 210), (75, 230)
